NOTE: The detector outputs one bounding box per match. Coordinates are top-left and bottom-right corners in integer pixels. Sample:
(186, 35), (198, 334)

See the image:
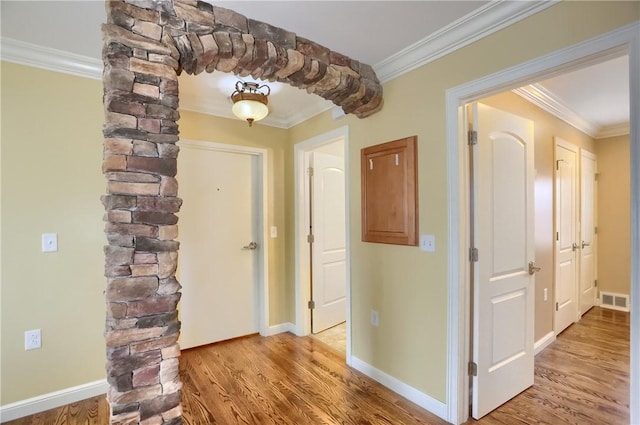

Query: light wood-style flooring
(4, 307), (629, 424)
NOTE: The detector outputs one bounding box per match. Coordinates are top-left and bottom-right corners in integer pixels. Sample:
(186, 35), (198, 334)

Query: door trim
(179, 139), (270, 337)
(294, 126), (352, 362)
(445, 22), (639, 424)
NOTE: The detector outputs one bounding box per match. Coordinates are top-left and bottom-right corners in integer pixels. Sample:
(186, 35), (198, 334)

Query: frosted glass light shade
(232, 99), (269, 125)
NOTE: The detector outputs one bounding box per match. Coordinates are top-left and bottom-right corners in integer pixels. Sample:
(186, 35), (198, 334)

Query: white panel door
(472, 103), (535, 419)
(580, 150), (597, 315)
(311, 151), (347, 333)
(555, 138), (579, 334)
(178, 144), (259, 349)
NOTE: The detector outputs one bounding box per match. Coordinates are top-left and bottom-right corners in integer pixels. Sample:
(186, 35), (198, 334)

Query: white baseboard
(534, 331), (556, 356)
(262, 322), (295, 336)
(350, 356), (448, 421)
(0, 379), (108, 423)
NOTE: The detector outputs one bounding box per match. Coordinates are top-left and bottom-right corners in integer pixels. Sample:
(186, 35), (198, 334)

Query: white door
(310, 151), (347, 333)
(471, 103), (535, 419)
(555, 138), (579, 334)
(580, 150), (597, 315)
(178, 143), (259, 349)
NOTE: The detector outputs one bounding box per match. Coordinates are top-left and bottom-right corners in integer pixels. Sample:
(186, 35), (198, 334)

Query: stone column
(102, 1), (183, 423)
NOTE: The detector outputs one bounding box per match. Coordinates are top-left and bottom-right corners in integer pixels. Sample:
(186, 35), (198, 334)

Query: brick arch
(101, 0), (383, 423)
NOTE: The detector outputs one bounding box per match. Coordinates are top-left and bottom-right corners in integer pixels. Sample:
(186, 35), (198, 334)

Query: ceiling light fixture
(231, 81), (271, 127)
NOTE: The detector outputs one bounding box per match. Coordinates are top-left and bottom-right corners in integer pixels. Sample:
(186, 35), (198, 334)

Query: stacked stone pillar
(101, 0), (383, 423)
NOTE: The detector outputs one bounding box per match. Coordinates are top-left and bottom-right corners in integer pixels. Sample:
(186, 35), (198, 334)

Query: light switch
(42, 233), (58, 252)
(270, 226), (278, 238)
(420, 234), (435, 252)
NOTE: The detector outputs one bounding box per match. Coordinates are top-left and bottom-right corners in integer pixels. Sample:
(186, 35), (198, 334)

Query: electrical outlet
(544, 288), (548, 301)
(25, 329), (41, 350)
(371, 310), (379, 327)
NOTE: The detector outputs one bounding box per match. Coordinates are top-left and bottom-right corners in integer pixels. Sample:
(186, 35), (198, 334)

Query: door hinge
(595, 226), (598, 235)
(469, 247), (478, 262)
(467, 130), (478, 145)
(556, 302), (559, 311)
(468, 361), (478, 376)
(556, 231), (559, 241)
(595, 279), (598, 287)
(307, 167), (314, 176)
(595, 173), (600, 181)
(308, 300), (315, 310)
(307, 234), (315, 243)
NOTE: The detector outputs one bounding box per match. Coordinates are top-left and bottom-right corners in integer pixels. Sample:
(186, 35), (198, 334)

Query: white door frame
(179, 139), (270, 337)
(445, 22), (640, 424)
(294, 126), (352, 362)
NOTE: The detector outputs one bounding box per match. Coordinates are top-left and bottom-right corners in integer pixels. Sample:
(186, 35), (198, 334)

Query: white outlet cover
(25, 329), (41, 350)
(270, 226), (278, 238)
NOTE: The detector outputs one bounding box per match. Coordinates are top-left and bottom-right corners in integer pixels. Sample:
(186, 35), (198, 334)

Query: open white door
(471, 103), (535, 419)
(555, 138), (579, 334)
(178, 143), (260, 349)
(310, 151), (347, 333)
(580, 150), (597, 315)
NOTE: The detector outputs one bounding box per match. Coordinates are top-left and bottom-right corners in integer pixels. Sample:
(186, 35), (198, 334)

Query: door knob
(572, 242), (579, 251)
(581, 240), (591, 249)
(528, 261), (541, 275)
(242, 241), (258, 250)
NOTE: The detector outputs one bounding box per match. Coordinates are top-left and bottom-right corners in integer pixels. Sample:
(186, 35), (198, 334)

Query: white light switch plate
(42, 233), (58, 252)
(270, 226), (278, 238)
(420, 234), (435, 252)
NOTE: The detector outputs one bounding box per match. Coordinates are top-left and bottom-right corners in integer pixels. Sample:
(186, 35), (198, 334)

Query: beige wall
(1, 0), (638, 411)
(1, 63), (106, 403)
(481, 91), (596, 342)
(289, 1), (637, 401)
(595, 135), (631, 295)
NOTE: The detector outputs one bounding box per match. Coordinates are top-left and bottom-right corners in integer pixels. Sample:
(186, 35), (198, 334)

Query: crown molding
(596, 122), (630, 139)
(514, 84), (630, 139)
(373, 0), (559, 83)
(514, 84), (598, 137)
(0, 37), (102, 80)
(2, 2), (560, 127)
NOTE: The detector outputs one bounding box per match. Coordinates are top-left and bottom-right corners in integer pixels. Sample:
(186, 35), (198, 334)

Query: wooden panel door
(471, 103), (535, 419)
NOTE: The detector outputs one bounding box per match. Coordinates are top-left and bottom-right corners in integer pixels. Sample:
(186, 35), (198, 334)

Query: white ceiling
(0, 1), (630, 136)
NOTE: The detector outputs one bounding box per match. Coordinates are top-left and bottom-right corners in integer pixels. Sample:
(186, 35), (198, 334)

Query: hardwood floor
(465, 307), (630, 425)
(4, 307), (629, 425)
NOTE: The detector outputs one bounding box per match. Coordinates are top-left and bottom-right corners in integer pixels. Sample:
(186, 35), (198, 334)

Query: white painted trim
(514, 85), (599, 137)
(0, 37), (102, 80)
(263, 322), (296, 336)
(534, 331), (556, 356)
(374, 1), (558, 83)
(178, 139), (271, 338)
(0, 380), (107, 423)
(350, 356), (448, 422)
(293, 126), (352, 363)
(446, 22), (640, 425)
(596, 122), (630, 139)
(514, 85), (630, 139)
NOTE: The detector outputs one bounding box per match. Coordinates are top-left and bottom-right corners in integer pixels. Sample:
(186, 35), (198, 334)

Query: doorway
(445, 24), (639, 424)
(294, 126), (351, 360)
(178, 140), (269, 349)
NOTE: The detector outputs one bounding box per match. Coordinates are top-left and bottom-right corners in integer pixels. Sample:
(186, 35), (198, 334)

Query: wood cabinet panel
(361, 136), (418, 245)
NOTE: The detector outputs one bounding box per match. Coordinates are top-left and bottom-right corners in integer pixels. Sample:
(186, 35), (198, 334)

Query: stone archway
(101, 0), (383, 423)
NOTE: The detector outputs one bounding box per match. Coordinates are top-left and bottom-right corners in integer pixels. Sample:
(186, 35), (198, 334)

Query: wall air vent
(600, 292), (630, 312)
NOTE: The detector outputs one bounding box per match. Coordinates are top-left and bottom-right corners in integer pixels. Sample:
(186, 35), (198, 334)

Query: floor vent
(600, 292), (630, 312)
